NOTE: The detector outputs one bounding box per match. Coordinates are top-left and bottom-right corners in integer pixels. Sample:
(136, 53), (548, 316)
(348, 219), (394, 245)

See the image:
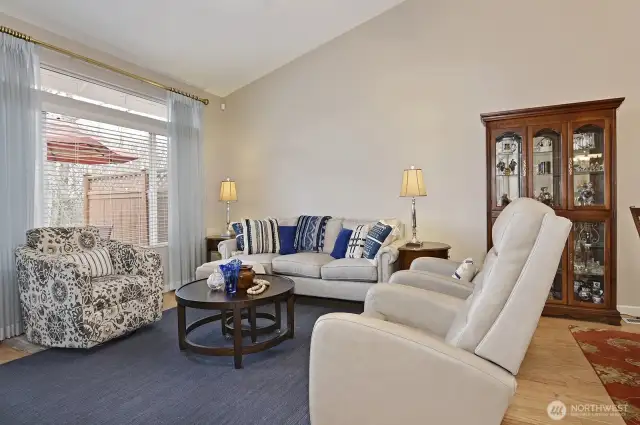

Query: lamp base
(405, 241), (423, 248)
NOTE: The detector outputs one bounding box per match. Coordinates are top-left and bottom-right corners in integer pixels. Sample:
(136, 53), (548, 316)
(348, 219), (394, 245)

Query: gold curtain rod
(0, 26), (209, 105)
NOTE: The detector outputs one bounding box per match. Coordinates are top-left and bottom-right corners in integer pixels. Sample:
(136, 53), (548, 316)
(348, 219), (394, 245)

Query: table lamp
(219, 177), (237, 236)
(400, 166), (427, 247)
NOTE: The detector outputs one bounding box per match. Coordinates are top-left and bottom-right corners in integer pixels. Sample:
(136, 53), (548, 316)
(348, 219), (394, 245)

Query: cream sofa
(308, 199), (572, 425)
(216, 217), (405, 301)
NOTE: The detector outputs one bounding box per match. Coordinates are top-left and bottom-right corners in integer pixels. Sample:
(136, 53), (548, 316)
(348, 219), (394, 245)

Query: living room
(1, 0), (639, 424)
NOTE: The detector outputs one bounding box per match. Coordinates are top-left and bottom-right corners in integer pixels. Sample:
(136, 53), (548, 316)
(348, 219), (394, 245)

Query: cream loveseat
(216, 218), (405, 301)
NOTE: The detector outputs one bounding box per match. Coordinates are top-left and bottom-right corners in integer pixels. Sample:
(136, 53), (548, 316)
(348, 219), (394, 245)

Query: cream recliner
(309, 198), (571, 425)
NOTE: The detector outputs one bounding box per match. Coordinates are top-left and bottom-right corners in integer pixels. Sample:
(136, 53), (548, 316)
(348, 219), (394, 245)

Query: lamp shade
(400, 166), (426, 197)
(219, 178), (237, 202)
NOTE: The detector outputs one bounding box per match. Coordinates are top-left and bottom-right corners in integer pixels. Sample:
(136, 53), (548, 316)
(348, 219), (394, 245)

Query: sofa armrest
(376, 239), (405, 282)
(107, 240), (163, 291)
(364, 283), (465, 337)
(310, 313), (516, 425)
(389, 269), (473, 299)
(410, 257), (461, 275)
(218, 239), (238, 260)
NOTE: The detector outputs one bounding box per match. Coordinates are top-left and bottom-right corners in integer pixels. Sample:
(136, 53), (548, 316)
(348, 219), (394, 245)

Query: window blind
(42, 112), (168, 246)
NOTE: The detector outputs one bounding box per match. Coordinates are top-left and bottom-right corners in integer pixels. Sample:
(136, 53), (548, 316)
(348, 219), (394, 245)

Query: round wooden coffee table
(175, 274), (295, 369)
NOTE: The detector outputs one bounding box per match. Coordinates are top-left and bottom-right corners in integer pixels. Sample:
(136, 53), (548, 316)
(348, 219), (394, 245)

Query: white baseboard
(618, 305), (640, 317)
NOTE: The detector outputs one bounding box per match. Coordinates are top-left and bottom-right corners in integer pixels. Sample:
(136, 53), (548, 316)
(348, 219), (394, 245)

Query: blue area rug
(0, 300), (361, 425)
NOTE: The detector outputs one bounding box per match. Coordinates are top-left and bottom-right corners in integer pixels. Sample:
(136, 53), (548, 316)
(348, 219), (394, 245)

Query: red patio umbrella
(46, 135), (138, 165)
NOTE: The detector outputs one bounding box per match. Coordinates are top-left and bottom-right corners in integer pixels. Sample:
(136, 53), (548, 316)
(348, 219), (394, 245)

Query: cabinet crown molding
(481, 98), (625, 125)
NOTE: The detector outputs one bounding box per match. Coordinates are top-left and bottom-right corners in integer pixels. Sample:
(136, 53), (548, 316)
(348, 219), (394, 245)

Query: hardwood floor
(0, 292), (637, 424)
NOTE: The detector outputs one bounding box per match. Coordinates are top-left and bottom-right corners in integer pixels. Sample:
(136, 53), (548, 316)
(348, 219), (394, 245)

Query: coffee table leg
(233, 305), (243, 369)
(275, 301), (282, 331)
(221, 309), (228, 336)
(287, 295), (295, 339)
(249, 307), (257, 343)
(177, 304), (187, 350)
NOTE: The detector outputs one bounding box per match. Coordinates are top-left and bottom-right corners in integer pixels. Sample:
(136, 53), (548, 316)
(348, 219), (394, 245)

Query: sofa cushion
(321, 258), (378, 282)
(322, 218), (344, 254)
(272, 252), (333, 278)
(92, 274), (149, 310)
(232, 253), (280, 274)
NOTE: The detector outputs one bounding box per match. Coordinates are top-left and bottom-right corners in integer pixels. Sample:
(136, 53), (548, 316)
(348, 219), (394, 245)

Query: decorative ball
(207, 267), (225, 291)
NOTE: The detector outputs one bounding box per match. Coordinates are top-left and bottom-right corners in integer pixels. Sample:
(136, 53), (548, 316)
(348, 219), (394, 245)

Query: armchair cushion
(92, 274), (149, 310)
(27, 226), (105, 254)
(62, 247), (113, 278)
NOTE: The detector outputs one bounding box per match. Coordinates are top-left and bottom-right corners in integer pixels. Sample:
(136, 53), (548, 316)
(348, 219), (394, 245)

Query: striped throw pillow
(242, 218), (280, 255)
(345, 225), (370, 259)
(63, 247), (114, 278)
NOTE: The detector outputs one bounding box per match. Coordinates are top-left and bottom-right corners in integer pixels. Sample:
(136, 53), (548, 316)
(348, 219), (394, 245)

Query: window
(40, 68), (168, 246)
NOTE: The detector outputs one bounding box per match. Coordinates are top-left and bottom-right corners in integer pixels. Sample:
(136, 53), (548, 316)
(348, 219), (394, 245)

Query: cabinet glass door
(569, 221), (609, 308)
(529, 124), (566, 209)
(547, 245), (568, 304)
(569, 120), (609, 209)
(492, 128), (526, 209)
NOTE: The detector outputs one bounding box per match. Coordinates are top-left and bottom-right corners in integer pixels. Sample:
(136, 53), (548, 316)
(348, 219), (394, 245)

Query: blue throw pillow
(330, 228), (353, 259)
(279, 226), (297, 255)
(363, 221), (393, 260)
(294, 215), (332, 252)
(231, 222), (244, 252)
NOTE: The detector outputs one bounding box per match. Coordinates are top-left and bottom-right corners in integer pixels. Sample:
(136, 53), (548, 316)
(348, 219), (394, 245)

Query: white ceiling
(0, 0), (406, 96)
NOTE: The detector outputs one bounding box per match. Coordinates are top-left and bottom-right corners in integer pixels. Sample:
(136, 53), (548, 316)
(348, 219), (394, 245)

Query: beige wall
(223, 0), (640, 311)
(0, 13), (229, 288)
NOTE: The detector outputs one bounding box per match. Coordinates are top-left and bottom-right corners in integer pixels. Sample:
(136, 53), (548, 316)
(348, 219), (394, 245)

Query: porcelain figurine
(576, 182), (595, 206)
(508, 159), (518, 173)
(537, 187), (553, 206)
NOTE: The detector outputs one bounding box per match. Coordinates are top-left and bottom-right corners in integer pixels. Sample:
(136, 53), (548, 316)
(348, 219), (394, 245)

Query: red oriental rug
(570, 326), (640, 425)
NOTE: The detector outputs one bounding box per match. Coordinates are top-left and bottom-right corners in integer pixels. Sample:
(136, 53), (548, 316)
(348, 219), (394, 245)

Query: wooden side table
(206, 235), (233, 262)
(397, 242), (451, 271)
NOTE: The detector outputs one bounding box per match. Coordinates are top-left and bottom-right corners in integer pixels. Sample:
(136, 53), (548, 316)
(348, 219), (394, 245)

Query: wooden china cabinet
(481, 98), (624, 325)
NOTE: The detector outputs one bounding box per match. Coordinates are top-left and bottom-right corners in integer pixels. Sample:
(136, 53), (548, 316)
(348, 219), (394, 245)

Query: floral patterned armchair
(15, 226), (163, 348)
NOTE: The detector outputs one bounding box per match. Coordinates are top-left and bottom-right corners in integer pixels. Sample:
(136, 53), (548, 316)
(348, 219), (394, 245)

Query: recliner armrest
(410, 257), (461, 275)
(310, 313), (516, 425)
(389, 269), (473, 299)
(364, 283), (464, 337)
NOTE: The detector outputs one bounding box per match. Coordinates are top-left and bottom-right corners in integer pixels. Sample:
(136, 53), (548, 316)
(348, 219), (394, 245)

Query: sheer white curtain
(0, 34), (40, 341)
(168, 93), (205, 289)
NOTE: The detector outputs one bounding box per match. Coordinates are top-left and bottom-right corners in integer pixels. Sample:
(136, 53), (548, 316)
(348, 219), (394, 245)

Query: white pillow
(452, 258), (477, 281)
(345, 224), (370, 259)
(322, 218), (344, 254)
(379, 219), (401, 248)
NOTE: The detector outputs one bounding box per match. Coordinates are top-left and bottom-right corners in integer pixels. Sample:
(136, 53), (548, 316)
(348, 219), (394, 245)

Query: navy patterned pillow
(231, 222), (244, 252)
(363, 221), (393, 260)
(294, 215), (332, 252)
